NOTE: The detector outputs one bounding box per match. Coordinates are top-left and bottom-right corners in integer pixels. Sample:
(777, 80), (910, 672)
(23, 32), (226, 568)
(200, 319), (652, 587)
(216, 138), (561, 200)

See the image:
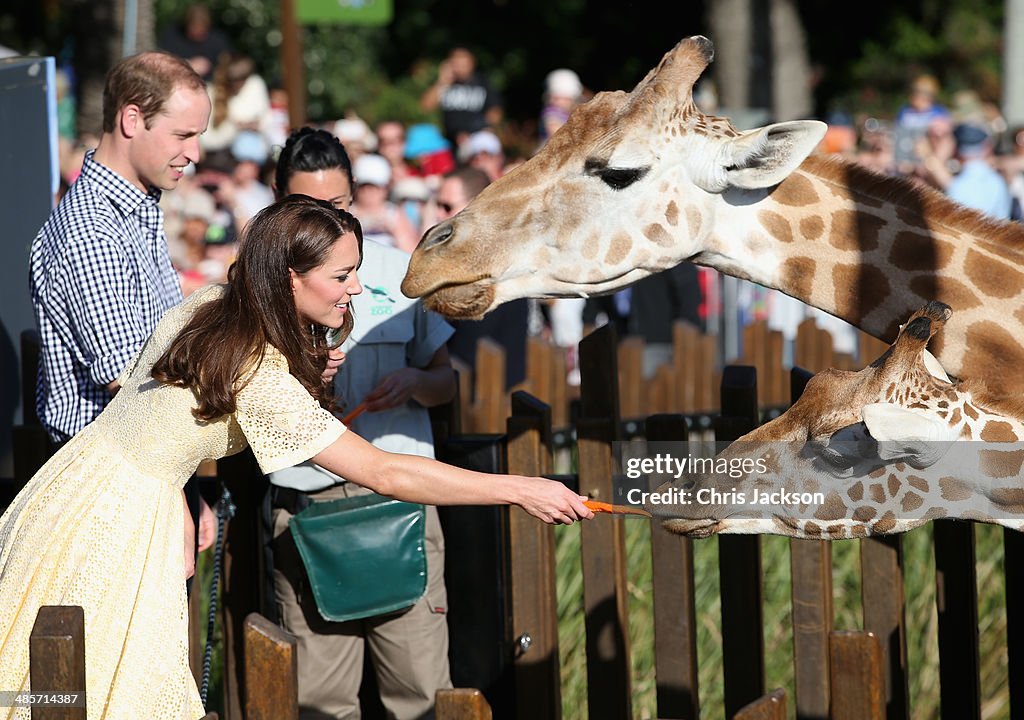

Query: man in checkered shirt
(29, 51), (214, 562)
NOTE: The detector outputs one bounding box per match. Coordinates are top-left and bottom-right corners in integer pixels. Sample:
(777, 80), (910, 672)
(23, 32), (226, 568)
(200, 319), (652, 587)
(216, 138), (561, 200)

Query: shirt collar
(81, 149), (162, 216)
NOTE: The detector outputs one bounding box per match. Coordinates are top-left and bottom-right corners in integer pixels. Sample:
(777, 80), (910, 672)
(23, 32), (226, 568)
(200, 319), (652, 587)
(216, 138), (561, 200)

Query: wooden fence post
(715, 365), (765, 718)
(787, 367), (833, 720)
(646, 414), (700, 720)
(243, 613), (298, 720)
(829, 631), (885, 720)
(505, 392), (561, 720)
(473, 339), (507, 434)
(29, 606), (86, 720)
(733, 688), (787, 720)
(435, 688), (493, 720)
(577, 324), (632, 720)
(859, 535), (909, 720)
(933, 520), (981, 719)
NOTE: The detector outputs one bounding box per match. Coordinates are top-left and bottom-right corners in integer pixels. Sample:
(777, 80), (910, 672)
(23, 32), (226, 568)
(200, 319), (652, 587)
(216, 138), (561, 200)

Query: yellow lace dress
(0, 285), (345, 719)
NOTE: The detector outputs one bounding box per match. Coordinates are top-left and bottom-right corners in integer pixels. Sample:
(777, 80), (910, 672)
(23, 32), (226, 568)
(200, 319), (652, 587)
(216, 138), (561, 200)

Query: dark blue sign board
(0, 56), (58, 476)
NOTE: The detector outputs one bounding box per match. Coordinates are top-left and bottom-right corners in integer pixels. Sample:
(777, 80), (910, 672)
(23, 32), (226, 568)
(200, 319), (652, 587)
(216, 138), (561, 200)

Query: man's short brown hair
(102, 51), (205, 133)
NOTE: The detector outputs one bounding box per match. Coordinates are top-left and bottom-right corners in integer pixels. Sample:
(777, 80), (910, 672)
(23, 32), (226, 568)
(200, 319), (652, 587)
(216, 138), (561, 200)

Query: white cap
(334, 117), (378, 152)
(354, 153), (392, 187)
(391, 176), (431, 202)
(182, 190), (216, 223)
(546, 68), (582, 99)
(466, 130), (502, 157)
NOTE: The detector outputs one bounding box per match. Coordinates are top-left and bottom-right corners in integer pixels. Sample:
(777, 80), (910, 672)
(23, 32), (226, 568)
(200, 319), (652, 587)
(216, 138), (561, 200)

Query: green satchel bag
(288, 493), (427, 622)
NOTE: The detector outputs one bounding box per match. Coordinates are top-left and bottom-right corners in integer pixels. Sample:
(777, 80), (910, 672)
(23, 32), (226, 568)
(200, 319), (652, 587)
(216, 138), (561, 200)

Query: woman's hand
(516, 476), (595, 525)
(321, 348), (346, 385)
(182, 491), (196, 580)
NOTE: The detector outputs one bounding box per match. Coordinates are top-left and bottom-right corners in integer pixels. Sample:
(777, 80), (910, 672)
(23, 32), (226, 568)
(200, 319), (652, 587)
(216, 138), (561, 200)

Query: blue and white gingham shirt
(30, 150), (183, 441)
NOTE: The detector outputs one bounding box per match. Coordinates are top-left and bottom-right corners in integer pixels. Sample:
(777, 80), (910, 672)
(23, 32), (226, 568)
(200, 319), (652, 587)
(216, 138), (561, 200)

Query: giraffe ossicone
(402, 35), (1024, 399)
(647, 301), (1024, 539)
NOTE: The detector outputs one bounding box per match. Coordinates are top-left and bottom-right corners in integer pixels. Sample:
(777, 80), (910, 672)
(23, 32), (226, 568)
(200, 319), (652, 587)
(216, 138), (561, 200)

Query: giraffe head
(401, 35), (827, 319)
(648, 301), (1022, 539)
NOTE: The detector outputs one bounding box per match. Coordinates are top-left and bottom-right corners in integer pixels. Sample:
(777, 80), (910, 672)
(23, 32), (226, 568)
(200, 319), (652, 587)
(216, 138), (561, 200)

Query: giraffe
(645, 301), (1024, 539)
(401, 35), (1024, 399)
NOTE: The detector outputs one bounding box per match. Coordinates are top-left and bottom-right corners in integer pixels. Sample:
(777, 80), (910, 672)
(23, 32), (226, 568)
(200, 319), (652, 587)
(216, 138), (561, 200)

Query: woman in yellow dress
(0, 195), (592, 719)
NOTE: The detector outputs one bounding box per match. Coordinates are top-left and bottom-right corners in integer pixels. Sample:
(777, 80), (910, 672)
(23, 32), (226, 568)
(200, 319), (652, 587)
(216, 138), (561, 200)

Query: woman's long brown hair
(152, 195), (363, 421)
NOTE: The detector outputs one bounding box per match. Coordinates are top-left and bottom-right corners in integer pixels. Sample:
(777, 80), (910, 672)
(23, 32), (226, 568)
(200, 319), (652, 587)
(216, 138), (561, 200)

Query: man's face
(129, 85), (210, 192)
(435, 177), (468, 220)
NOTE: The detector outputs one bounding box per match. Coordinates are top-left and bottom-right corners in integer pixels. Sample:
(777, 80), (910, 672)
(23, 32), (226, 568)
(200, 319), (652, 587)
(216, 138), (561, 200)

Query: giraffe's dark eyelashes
(583, 159), (650, 190)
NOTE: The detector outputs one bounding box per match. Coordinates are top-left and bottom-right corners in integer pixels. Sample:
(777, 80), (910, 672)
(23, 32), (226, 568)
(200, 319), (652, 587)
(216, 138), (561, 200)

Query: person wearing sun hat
(352, 153), (420, 252)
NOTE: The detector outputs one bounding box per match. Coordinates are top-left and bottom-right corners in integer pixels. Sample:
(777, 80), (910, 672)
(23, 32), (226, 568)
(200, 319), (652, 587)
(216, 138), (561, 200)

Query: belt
(270, 485), (313, 515)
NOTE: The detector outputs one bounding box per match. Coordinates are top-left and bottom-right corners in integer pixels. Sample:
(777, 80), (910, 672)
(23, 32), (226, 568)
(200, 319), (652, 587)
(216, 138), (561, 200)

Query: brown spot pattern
(848, 481), (864, 502)
(887, 474), (901, 498)
(832, 264), (890, 320)
(981, 421), (1018, 442)
(686, 206), (702, 237)
(800, 215), (825, 241)
(901, 492), (924, 512)
(965, 249), (1024, 299)
(979, 449), (1024, 479)
(939, 477), (972, 502)
(644, 223), (674, 248)
(964, 404), (978, 421)
(780, 257), (816, 300)
(908, 475), (929, 493)
(869, 483), (887, 504)
(665, 201), (679, 227)
(827, 210), (885, 252)
(872, 511), (897, 534)
(772, 173), (819, 207)
(604, 233), (631, 265)
(853, 505), (877, 521)
(813, 491), (847, 521)
(908, 276), (981, 311)
(759, 210), (793, 244)
(990, 488), (1024, 514)
(888, 233), (954, 272)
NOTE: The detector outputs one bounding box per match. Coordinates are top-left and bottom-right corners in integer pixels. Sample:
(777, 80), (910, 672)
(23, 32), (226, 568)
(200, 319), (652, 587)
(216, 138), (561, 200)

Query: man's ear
(120, 104), (143, 139)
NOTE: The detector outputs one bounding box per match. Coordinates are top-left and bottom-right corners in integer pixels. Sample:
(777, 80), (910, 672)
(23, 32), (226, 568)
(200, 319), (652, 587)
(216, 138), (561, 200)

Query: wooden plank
(716, 365), (764, 718)
(243, 612), (298, 720)
(29, 606), (86, 720)
(577, 323), (631, 719)
(859, 535), (909, 720)
(766, 329), (786, 408)
(672, 322), (699, 413)
(435, 688), (493, 720)
(1004, 527), (1024, 720)
(617, 335), (645, 420)
(933, 520), (981, 719)
(506, 392), (561, 720)
(646, 414), (699, 720)
(218, 449), (266, 720)
(829, 631), (885, 720)
(473, 338), (507, 434)
(790, 540), (832, 720)
(734, 688), (787, 720)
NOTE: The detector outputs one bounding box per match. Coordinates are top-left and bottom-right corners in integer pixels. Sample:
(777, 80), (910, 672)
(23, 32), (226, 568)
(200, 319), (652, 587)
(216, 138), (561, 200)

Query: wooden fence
(13, 317), (1020, 719)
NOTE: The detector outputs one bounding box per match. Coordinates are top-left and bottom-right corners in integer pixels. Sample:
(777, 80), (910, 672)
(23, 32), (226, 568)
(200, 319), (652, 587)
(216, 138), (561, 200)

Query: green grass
(555, 520), (1010, 719)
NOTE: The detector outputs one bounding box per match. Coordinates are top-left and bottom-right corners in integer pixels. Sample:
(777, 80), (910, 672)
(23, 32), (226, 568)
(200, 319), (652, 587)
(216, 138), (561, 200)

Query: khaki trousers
(272, 484), (451, 719)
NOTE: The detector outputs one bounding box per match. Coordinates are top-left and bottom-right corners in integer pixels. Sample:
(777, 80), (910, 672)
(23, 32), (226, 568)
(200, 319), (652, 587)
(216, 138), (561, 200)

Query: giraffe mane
(803, 154), (1024, 254)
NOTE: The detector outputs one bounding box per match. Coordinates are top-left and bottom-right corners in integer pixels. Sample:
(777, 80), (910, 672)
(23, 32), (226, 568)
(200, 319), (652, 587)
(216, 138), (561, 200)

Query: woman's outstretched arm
(312, 429), (594, 525)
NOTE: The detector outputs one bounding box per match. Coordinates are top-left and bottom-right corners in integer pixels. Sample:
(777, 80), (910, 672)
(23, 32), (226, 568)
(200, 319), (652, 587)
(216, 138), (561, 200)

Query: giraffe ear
(861, 402), (956, 469)
(716, 120), (828, 190)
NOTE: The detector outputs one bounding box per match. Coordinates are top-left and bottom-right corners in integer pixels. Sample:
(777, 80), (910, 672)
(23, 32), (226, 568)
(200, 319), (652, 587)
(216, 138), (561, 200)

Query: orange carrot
(584, 499), (652, 517)
(342, 402), (368, 425)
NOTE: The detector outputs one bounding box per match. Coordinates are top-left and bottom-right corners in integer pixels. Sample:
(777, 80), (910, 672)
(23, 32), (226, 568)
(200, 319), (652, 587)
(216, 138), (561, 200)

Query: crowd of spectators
(49, 15), (1024, 390)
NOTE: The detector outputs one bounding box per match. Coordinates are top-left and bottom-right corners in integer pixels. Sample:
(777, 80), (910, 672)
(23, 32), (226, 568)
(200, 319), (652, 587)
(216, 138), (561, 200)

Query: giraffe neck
(695, 155), (1024, 389)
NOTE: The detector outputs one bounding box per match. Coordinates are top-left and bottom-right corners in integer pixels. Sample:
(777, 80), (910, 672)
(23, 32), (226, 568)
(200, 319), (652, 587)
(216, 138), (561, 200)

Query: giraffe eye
(584, 161), (649, 190)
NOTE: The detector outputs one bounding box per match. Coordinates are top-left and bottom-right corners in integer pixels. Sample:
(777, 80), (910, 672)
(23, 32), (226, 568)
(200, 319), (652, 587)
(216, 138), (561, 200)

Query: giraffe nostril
(421, 220), (455, 250)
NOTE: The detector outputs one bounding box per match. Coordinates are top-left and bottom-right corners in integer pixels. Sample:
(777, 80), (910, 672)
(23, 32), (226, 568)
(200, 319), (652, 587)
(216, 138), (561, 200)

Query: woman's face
(290, 231), (362, 329)
(285, 169), (353, 211)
